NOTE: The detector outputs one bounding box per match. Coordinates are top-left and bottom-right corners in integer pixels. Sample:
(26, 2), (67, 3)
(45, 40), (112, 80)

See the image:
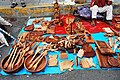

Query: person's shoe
(91, 19), (96, 26)
(105, 20), (114, 26)
(21, 2), (26, 8)
(11, 2), (18, 8)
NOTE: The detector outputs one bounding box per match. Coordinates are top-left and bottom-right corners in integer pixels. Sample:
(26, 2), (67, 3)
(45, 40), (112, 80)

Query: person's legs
(98, 5), (113, 26)
(20, 0), (26, 7)
(11, 0), (18, 8)
(106, 5), (113, 20)
(90, 5), (99, 26)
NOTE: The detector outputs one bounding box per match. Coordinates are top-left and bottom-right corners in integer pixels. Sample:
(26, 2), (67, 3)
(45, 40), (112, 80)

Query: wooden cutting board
(96, 49), (112, 68)
(95, 41), (115, 55)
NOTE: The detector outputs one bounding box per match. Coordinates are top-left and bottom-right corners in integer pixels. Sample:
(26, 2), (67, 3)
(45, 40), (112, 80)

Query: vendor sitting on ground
(90, 0), (113, 26)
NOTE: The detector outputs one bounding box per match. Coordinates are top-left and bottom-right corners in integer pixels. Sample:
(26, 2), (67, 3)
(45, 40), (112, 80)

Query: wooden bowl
(24, 54), (47, 73)
(1, 55), (24, 73)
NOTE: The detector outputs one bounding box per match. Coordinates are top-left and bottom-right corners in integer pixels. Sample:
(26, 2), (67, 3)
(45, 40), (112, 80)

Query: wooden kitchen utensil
(28, 50), (48, 70)
(3, 46), (16, 69)
(31, 50), (48, 70)
(24, 54), (47, 72)
(7, 47), (18, 70)
(29, 46), (42, 64)
(11, 49), (22, 69)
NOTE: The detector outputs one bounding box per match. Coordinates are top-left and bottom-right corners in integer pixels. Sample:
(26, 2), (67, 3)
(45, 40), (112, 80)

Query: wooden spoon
(3, 46), (16, 69)
(7, 47), (18, 70)
(11, 49), (22, 69)
(28, 50), (47, 70)
(14, 46), (29, 67)
(32, 50), (48, 70)
(29, 46), (42, 64)
(14, 40), (36, 67)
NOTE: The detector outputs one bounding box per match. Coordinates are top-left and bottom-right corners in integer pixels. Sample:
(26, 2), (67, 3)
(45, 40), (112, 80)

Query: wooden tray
(95, 41), (115, 55)
(96, 49), (112, 68)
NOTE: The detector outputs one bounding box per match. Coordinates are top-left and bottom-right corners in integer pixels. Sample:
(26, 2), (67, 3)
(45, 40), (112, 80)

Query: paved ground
(0, 0), (64, 6)
(0, 0), (119, 7)
(0, 16), (120, 80)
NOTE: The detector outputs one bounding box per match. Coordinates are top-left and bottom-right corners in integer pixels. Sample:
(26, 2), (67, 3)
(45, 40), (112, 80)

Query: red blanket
(55, 14), (116, 34)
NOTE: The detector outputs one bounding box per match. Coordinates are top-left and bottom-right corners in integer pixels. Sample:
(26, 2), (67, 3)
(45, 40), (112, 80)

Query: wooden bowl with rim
(24, 54), (47, 73)
(1, 54), (24, 73)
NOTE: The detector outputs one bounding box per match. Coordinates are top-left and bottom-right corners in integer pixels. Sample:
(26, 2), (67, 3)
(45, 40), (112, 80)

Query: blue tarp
(1, 17), (120, 76)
